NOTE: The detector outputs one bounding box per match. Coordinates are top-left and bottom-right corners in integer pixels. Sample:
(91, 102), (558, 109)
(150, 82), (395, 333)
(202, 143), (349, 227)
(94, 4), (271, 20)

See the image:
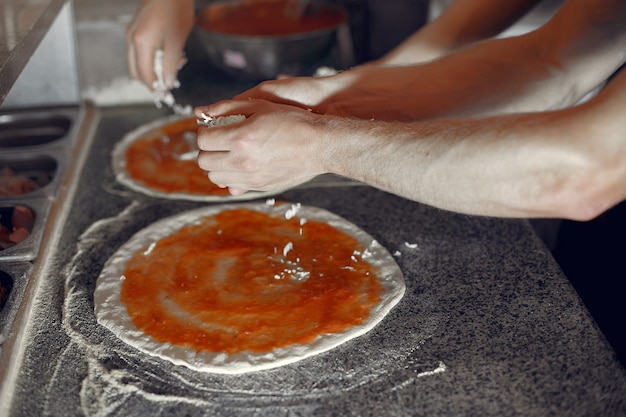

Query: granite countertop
(1, 103), (625, 416)
(1, 7), (626, 412)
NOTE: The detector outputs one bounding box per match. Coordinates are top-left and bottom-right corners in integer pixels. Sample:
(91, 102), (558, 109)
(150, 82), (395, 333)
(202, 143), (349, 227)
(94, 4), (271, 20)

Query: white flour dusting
(82, 77), (153, 106)
(416, 361), (447, 378)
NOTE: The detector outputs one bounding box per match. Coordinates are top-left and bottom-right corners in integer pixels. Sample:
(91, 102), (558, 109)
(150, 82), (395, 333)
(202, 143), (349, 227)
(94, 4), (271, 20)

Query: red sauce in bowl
(196, 0), (347, 37)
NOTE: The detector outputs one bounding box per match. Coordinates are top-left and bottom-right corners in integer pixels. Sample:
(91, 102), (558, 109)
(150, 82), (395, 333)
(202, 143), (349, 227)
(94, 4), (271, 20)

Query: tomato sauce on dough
(196, 0), (347, 37)
(124, 118), (229, 196)
(121, 207), (383, 354)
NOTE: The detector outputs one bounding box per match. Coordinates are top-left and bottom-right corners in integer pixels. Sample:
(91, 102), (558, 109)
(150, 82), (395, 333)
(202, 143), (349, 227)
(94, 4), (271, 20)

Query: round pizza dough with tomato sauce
(111, 114), (282, 201)
(94, 202), (405, 374)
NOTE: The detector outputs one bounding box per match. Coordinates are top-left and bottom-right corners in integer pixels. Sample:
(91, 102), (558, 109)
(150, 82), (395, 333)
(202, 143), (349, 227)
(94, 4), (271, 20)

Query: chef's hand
(230, 67), (416, 121)
(232, 72), (353, 113)
(126, 0), (194, 91)
(194, 100), (328, 195)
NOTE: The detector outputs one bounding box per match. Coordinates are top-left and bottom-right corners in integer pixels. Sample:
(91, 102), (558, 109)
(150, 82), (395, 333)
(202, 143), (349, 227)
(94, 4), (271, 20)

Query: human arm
(195, 65), (626, 220)
(126, 0), (195, 91)
(372, 0), (543, 66)
(233, 0), (626, 121)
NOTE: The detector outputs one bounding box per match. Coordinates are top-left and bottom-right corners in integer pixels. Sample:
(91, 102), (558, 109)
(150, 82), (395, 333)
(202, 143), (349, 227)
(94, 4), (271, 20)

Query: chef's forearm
(323, 70), (626, 220)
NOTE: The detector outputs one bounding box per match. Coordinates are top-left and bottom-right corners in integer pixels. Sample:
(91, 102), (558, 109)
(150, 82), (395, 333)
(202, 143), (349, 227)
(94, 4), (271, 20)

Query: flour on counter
(82, 77), (154, 106)
(416, 361), (447, 378)
(394, 241), (419, 257)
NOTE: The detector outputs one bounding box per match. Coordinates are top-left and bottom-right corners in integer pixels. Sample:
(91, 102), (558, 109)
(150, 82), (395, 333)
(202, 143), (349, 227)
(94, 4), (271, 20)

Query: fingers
(126, 0), (195, 91)
(127, 42), (139, 81)
(206, 168), (250, 196)
(232, 80), (288, 103)
(194, 103), (317, 195)
(128, 42), (186, 94)
(228, 187), (248, 196)
(197, 147), (230, 170)
(126, 25), (185, 91)
(125, 14), (159, 88)
(126, 29), (160, 90)
(197, 129), (250, 187)
(194, 101), (242, 119)
(161, 38), (187, 90)
(194, 96), (276, 121)
(196, 126), (237, 152)
(207, 170), (227, 188)
(125, 19), (139, 78)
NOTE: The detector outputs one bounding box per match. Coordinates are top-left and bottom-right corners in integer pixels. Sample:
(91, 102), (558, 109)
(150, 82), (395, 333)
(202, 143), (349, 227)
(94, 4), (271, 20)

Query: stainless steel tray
(0, 104), (96, 380)
(0, 106), (83, 262)
(0, 262), (32, 345)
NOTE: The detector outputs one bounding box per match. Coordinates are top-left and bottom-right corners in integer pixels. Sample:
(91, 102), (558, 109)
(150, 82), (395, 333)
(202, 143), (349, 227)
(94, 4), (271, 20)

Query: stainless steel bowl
(194, 0), (348, 80)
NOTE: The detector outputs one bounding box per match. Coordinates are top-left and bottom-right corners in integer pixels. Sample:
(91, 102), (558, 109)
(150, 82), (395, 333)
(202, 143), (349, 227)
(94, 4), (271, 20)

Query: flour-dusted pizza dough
(111, 114), (284, 201)
(94, 202), (405, 374)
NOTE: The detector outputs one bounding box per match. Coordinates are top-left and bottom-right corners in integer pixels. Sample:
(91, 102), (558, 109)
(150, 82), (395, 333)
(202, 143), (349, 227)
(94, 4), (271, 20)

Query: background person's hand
(126, 0), (195, 92)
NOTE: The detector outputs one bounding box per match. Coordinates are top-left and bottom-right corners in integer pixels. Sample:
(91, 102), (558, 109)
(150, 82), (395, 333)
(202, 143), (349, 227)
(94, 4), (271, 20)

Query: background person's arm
(373, 0), (543, 66)
(323, 67), (626, 220)
(317, 0), (626, 120)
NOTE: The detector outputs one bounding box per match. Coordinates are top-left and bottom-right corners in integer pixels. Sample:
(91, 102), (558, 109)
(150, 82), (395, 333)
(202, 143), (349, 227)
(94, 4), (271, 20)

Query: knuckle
(128, 29), (152, 48)
(195, 130), (210, 150)
(232, 156), (259, 173)
(196, 155), (208, 170)
(231, 131), (256, 153)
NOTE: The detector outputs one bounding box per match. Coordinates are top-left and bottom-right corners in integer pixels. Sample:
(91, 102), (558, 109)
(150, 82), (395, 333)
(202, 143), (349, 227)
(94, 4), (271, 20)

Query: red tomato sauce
(120, 207), (383, 354)
(197, 0), (347, 37)
(124, 118), (229, 196)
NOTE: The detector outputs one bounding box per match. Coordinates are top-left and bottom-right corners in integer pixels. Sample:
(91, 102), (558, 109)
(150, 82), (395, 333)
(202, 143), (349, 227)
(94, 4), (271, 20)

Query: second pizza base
(111, 115), (285, 201)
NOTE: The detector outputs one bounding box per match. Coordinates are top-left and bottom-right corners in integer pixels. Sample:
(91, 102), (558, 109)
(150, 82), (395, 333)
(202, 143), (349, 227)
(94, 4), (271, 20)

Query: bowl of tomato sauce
(195, 0), (348, 80)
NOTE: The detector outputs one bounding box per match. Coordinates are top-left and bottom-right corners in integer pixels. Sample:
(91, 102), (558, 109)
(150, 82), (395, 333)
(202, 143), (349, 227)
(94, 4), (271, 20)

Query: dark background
(553, 202), (626, 368)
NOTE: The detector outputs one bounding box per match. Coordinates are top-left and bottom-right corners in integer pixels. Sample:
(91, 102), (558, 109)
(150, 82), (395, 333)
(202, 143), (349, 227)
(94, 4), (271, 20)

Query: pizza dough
(111, 114), (281, 201)
(94, 202), (405, 374)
